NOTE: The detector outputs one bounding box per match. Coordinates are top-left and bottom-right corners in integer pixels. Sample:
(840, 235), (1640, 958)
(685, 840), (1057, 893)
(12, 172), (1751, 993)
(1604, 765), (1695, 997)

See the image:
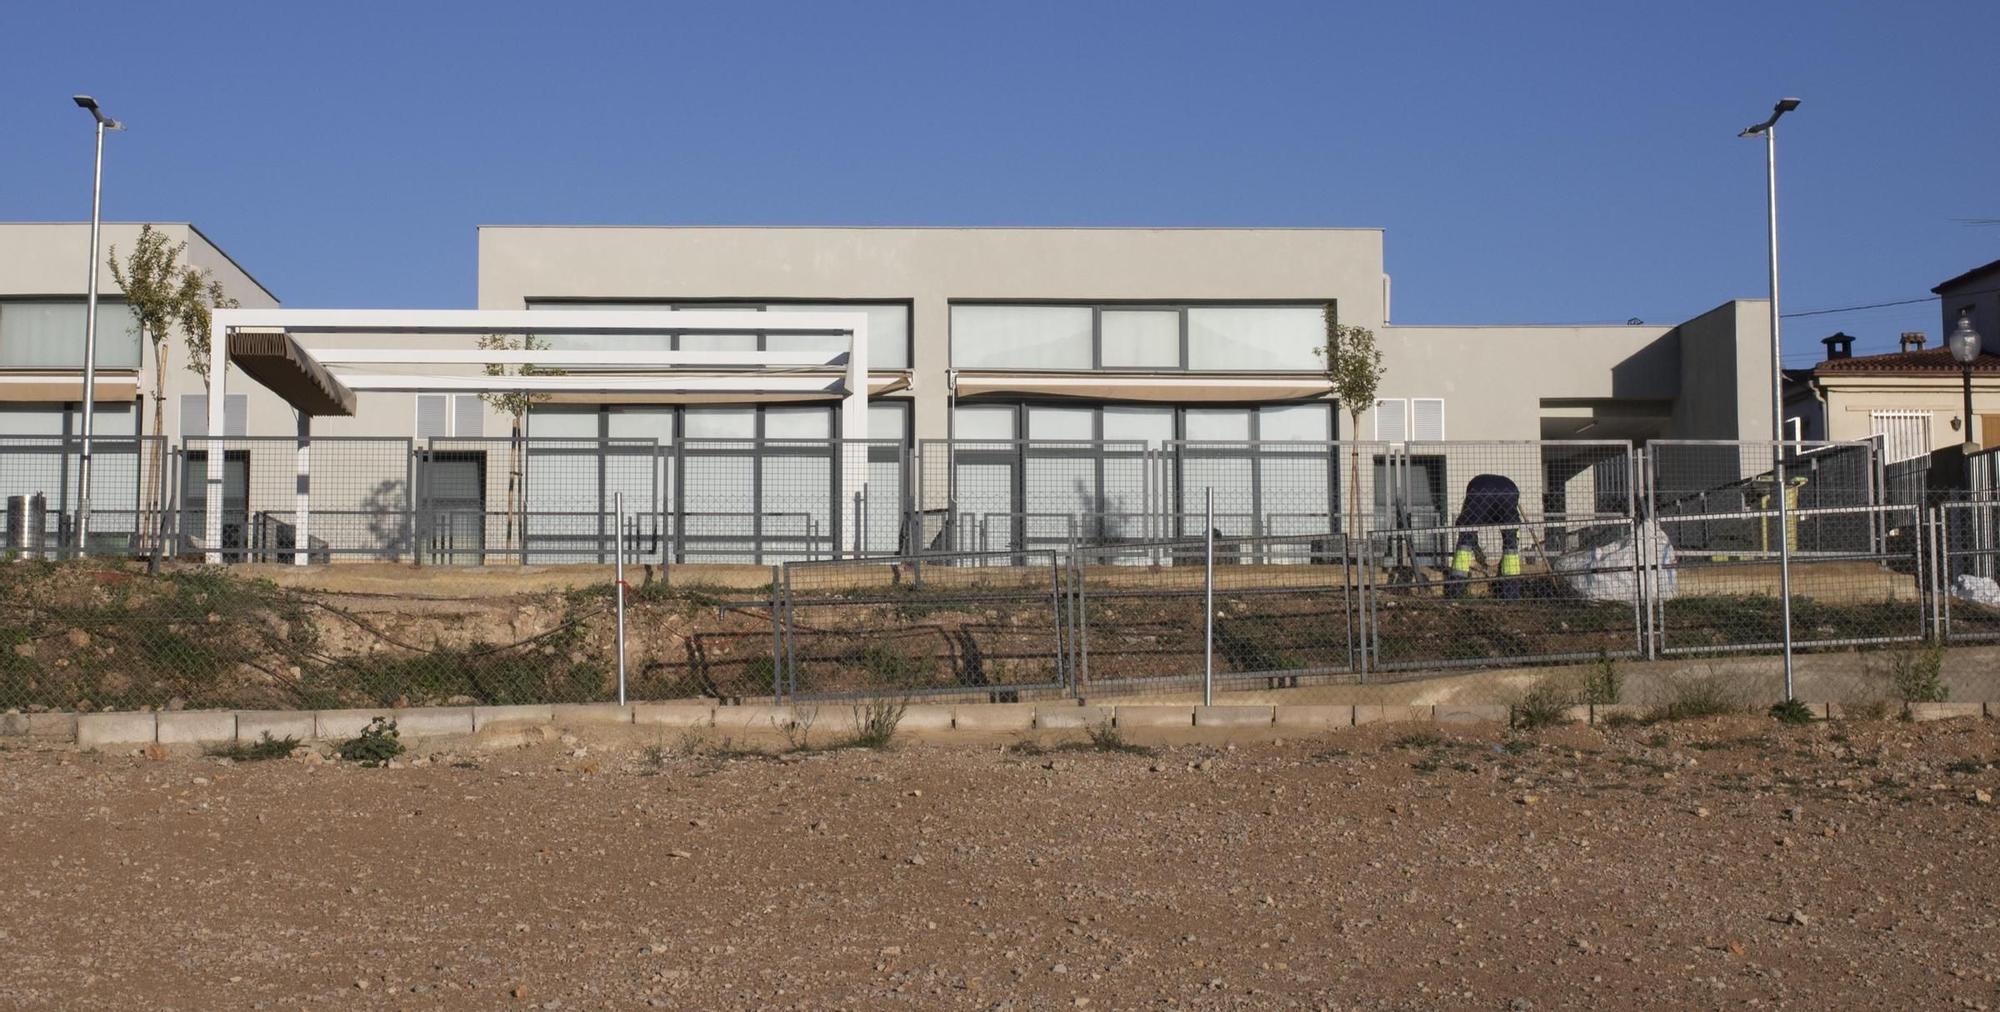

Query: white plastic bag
(1954, 574), (2000, 608)
(1551, 520), (1677, 603)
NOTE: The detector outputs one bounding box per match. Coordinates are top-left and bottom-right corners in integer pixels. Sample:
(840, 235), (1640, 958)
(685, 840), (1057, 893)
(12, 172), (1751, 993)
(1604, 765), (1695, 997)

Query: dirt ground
(3, 716), (1999, 1010)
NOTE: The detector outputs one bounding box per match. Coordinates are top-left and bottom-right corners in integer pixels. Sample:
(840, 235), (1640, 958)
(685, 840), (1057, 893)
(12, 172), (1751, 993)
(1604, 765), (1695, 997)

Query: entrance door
(181, 450), (249, 563)
(420, 451), (486, 565)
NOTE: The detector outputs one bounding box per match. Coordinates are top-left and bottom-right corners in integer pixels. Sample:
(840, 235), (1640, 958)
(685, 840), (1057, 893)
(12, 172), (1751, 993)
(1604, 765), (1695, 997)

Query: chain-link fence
(11, 435), (2000, 714)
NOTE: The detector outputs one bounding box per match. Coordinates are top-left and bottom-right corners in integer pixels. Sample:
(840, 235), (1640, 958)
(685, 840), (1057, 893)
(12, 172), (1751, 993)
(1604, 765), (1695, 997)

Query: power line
(1778, 282), (2000, 321)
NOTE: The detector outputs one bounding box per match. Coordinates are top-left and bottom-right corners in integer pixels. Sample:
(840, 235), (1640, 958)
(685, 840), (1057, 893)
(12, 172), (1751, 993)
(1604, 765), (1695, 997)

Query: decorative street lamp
(1948, 308), (1982, 453)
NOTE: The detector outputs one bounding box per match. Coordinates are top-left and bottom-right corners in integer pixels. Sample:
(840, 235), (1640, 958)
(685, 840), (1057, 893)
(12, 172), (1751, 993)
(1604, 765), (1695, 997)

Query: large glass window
(952, 404), (1018, 441)
(527, 300), (911, 369)
(765, 304), (911, 369)
(949, 302), (1329, 371)
(1184, 409), (1252, 442)
(0, 300), (140, 370)
(950, 306), (1093, 369)
(1026, 406), (1095, 441)
(1186, 307), (1322, 370)
(1099, 310), (1180, 368)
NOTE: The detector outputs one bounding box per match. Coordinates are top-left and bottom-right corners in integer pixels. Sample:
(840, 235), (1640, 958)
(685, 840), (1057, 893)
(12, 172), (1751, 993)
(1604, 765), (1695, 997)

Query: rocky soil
(2, 715), (1998, 1010)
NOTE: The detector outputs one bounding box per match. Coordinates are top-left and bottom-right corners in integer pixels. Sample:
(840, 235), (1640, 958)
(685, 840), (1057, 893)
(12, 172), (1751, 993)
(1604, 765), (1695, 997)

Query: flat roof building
(2, 222), (1775, 562)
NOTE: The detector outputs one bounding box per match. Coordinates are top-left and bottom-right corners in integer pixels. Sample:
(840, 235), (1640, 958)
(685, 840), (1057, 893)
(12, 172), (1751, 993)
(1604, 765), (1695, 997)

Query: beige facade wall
(0, 222), (284, 440)
(1820, 377), (2000, 452)
(478, 226), (1389, 443)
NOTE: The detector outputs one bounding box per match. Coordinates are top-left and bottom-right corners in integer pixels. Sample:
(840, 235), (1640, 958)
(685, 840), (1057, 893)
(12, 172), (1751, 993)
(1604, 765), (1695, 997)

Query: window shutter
(453, 395), (484, 439)
(223, 394), (248, 438)
(180, 395), (207, 438)
(1412, 399), (1445, 442)
(415, 395), (449, 439)
(1869, 411), (1930, 464)
(1374, 399), (1408, 442)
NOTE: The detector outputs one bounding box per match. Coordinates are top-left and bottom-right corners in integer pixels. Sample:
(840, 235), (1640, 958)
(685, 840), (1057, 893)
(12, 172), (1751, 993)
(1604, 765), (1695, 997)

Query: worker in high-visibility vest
(1444, 474), (1523, 600)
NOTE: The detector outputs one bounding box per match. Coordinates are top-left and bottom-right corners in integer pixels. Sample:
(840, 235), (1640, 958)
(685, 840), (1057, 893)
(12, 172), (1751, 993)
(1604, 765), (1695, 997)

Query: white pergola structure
(204, 308), (870, 565)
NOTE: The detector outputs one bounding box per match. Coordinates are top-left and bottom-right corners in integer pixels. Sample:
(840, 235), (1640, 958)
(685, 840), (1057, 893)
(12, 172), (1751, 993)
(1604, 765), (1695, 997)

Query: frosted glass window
(1100, 310), (1180, 368)
(951, 306), (1092, 369)
(1184, 409), (1252, 442)
(1027, 406), (1095, 441)
(1101, 407), (1174, 447)
(1186, 307), (1322, 370)
(0, 301), (140, 369)
(679, 308), (762, 354)
(764, 407), (832, 440)
(527, 302), (674, 353)
(0, 407), (66, 436)
(867, 401), (910, 443)
(766, 304), (911, 369)
(953, 405), (1017, 441)
(683, 408), (756, 439)
(606, 408), (674, 442)
(1259, 404), (1330, 442)
(528, 407), (600, 439)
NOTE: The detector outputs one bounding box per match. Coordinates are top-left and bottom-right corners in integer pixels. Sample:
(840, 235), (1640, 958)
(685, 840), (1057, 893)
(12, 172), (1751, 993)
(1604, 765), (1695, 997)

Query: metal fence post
(1774, 442), (1797, 701)
(614, 491), (628, 706)
(1203, 488), (1214, 707)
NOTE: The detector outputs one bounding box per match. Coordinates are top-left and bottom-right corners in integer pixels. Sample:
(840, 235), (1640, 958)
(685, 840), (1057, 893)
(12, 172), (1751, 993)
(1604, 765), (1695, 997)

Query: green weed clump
(849, 697), (909, 749)
(337, 717), (404, 766)
(1513, 677), (1578, 730)
(1884, 643), (1948, 704)
(1647, 672), (1746, 723)
(207, 732), (300, 762)
(1767, 698), (1816, 726)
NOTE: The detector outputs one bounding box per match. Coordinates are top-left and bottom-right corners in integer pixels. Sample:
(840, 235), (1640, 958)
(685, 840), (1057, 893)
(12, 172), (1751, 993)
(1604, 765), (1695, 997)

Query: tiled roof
(1932, 257), (2000, 294)
(1815, 347), (2000, 377)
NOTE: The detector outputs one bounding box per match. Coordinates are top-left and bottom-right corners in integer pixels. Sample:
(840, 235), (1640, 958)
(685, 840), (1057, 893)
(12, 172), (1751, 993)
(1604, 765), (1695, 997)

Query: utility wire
(1780, 282), (2000, 321)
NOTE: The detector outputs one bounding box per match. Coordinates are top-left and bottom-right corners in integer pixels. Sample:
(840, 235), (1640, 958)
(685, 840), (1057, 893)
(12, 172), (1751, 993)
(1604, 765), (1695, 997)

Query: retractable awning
(954, 372), (1332, 403)
(226, 331), (357, 416)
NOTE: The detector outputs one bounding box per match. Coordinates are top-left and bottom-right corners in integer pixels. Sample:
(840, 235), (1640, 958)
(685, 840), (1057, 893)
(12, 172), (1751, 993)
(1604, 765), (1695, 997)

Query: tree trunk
(508, 414), (524, 565)
(144, 333), (166, 550)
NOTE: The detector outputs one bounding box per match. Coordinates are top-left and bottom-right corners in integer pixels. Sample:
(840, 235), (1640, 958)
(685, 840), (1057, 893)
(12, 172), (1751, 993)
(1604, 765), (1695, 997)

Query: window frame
(524, 297), (915, 370)
(948, 299), (1337, 373)
(0, 297), (142, 371)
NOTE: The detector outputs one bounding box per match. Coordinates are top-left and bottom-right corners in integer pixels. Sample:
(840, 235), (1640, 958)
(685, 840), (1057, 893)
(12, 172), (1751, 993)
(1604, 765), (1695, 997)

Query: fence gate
(1651, 502), (1927, 656)
(1940, 500), (2000, 643)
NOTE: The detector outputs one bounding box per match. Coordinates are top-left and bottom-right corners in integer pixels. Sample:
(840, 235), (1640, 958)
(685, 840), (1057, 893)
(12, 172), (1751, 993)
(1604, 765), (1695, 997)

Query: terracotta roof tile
(1815, 347), (2000, 377)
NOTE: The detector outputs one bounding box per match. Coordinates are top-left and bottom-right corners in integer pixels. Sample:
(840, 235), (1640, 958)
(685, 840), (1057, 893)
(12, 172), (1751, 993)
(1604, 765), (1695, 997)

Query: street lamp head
(71, 94), (118, 128)
(1740, 96), (1801, 137)
(1948, 308), (1983, 367)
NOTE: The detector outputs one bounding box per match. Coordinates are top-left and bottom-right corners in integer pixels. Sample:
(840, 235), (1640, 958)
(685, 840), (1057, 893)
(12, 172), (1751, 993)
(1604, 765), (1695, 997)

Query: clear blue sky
(3, 0), (1994, 365)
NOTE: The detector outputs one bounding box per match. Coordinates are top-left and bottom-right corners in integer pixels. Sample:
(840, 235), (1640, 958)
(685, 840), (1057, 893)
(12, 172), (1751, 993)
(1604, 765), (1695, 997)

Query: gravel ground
(2, 715), (1998, 1010)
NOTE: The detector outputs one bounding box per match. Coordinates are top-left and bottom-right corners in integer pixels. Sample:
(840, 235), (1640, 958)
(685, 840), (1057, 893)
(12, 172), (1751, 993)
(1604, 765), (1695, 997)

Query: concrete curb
(29, 699), (1998, 749)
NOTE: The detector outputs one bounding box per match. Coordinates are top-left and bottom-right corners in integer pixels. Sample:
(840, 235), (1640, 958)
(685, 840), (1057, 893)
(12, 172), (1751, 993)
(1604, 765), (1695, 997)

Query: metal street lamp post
(1740, 97), (1801, 701)
(72, 95), (122, 557)
(1948, 309), (1982, 453)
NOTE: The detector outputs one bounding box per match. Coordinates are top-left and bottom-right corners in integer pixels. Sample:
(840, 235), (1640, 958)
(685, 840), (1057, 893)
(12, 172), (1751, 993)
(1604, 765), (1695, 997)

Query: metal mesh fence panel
(1940, 500), (2000, 644)
(1653, 503), (1926, 657)
(914, 440), (1151, 556)
(174, 436), (414, 564)
(777, 549), (1070, 702)
(419, 437), (661, 566)
(1647, 440), (1881, 556)
(0, 436), (169, 560)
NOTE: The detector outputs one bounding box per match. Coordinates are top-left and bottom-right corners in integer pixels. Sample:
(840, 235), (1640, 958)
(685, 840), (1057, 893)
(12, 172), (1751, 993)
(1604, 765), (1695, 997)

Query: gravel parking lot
(2, 715), (1997, 1010)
